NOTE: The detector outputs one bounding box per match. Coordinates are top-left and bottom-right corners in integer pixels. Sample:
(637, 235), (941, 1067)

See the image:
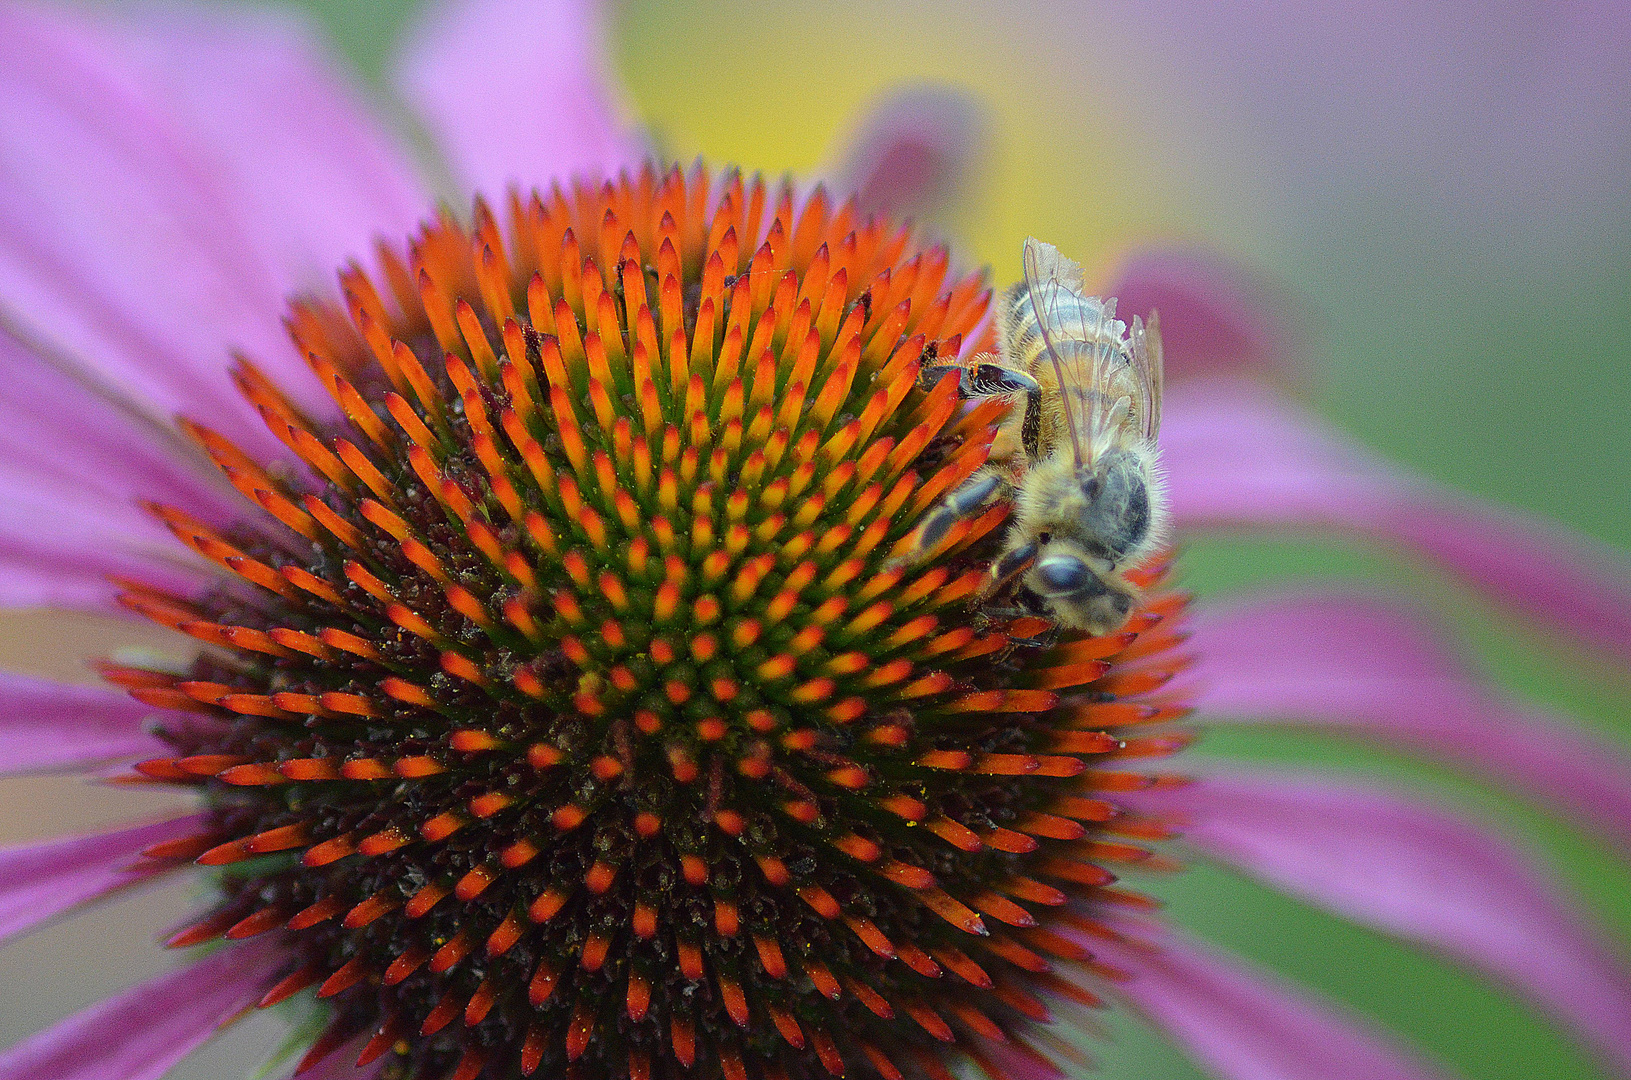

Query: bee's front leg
(917, 361), (970, 394)
(892, 466), (1012, 567)
(918, 358), (1039, 401)
(984, 537), (1039, 598)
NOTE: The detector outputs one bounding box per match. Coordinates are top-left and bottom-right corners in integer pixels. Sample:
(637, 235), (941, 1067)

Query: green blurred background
(0, 1), (1626, 1078)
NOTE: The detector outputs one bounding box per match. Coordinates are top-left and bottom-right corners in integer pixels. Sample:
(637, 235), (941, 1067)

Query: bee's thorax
(1014, 449), (1153, 567)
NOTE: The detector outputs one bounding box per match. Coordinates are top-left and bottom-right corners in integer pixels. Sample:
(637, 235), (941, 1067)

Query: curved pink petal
(113, 6), (427, 299)
(0, 3), (427, 461)
(0, 939), (282, 1080)
(0, 331), (232, 609)
(0, 488), (206, 610)
(294, 1040), (387, 1080)
(0, 520), (206, 610)
(0, 339), (236, 519)
(1187, 593), (1631, 850)
(1092, 930), (1457, 1080)
(1130, 772), (1631, 1076)
(831, 84), (988, 222)
(0, 936), (281, 1080)
(1116, 2), (1629, 254)
(1102, 250), (1298, 382)
(396, 0), (642, 199)
(1162, 380), (1631, 661)
(0, 672), (168, 774)
(0, 815), (202, 946)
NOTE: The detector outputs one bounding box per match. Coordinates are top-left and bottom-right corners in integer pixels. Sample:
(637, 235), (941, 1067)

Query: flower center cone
(116, 162), (1194, 1080)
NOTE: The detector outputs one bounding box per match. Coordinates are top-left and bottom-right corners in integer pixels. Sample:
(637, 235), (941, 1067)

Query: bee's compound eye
(1034, 555), (1094, 595)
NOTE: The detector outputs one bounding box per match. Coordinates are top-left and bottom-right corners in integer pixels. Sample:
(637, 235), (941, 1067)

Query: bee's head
(1032, 550), (1097, 596)
(1022, 540), (1137, 636)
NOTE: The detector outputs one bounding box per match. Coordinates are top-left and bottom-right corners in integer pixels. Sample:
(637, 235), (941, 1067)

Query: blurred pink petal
(1163, 380), (1631, 660)
(0, 815), (201, 946)
(832, 84), (988, 222)
(1104, 250), (1295, 382)
(0, 935), (280, 1080)
(0, 465), (213, 609)
(0, 3), (427, 460)
(0, 332), (232, 609)
(1094, 930), (1457, 1080)
(971, 1040), (1064, 1080)
(396, 0), (641, 198)
(0, 339), (236, 519)
(1120, 1), (1631, 253)
(292, 1037), (387, 1080)
(0, 672), (167, 774)
(1133, 772), (1631, 1075)
(1188, 594), (1631, 849)
(114, 5), (427, 297)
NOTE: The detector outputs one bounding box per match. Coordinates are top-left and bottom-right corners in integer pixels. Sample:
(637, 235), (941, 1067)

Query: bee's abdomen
(1003, 283), (1120, 354)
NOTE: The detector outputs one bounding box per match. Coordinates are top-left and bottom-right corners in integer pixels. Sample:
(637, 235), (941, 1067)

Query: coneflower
(117, 164), (1192, 1080)
(5, 6), (1630, 1080)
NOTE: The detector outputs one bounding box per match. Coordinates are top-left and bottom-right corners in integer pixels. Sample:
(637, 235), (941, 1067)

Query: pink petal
(0, 3), (427, 460)
(1162, 380), (1631, 661)
(0, 332), (229, 609)
(0, 520), (206, 610)
(292, 1037), (387, 1080)
(831, 84), (988, 222)
(1187, 593), (1631, 850)
(0, 341), (236, 519)
(1118, 2), (1629, 254)
(396, 0), (642, 199)
(0, 815), (202, 946)
(1130, 772), (1631, 1076)
(1102, 250), (1298, 382)
(0, 936), (281, 1080)
(0, 488), (206, 610)
(114, 6), (428, 301)
(0, 672), (167, 774)
(1092, 930), (1457, 1080)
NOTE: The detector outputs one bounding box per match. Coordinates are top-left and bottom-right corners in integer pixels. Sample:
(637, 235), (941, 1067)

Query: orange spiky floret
(118, 162), (1193, 1080)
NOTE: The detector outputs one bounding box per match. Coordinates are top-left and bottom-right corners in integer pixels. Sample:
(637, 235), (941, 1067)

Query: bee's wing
(1022, 237), (1126, 467)
(1130, 310), (1164, 442)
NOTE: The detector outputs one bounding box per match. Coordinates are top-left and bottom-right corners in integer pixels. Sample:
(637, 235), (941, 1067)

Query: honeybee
(910, 237), (1167, 635)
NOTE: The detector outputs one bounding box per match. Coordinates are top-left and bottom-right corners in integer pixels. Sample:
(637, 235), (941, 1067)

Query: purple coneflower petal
(1186, 593), (1631, 849)
(396, 0), (641, 198)
(831, 84), (988, 222)
(1162, 380), (1631, 660)
(0, 815), (202, 947)
(1131, 771), (1631, 1076)
(0, 935), (281, 1080)
(0, 333), (232, 609)
(0, 340), (237, 520)
(0, 672), (167, 774)
(294, 1037), (387, 1080)
(0, 3), (426, 455)
(0, 478), (206, 609)
(1093, 929), (1458, 1080)
(1104, 250), (1296, 383)
(112, 5), (428, 297)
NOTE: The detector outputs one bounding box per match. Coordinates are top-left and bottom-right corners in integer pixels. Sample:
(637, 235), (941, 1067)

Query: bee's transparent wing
(1130, 310), (1164, 442)
(1022, 237), (1127, 467)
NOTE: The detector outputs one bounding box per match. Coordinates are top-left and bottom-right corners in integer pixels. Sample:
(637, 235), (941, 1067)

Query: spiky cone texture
(117, 163), (1195, 1080)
